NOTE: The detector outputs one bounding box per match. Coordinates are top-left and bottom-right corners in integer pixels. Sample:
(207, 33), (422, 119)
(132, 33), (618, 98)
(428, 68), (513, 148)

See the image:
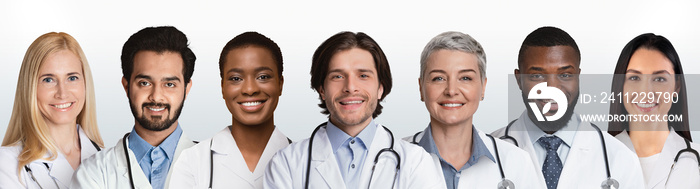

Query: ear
(377, 83), (384, 100)
(319, 86), (326, 100)
(514, 69), (522, 91)
(481, 77), (488, 101)
(221, 79), (225, 99)
(577, 67), (582, 74)
(121, 77), (129, 94)
(278, 76), (284, 96)
(185, 79), (193, 97)
(418, 78), (424, 102)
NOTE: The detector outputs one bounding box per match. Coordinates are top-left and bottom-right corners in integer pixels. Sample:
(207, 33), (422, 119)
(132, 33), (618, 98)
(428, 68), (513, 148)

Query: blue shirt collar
(326, 119), (377, 153)
(522, 111), (578, 149)
(128, 124), (183, 162)
(417, 123), (495, 171)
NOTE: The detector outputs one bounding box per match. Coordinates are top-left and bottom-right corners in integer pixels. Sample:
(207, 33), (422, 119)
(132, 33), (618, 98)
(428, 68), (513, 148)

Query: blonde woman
(0, 32), (103, 189)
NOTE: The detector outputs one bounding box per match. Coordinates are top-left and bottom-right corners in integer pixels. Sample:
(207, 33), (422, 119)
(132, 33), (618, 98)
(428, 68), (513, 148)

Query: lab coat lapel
(647, 131), (684, 188)
(255, 128), (290, 180)
(511, 118), (542, 178)
(116, 137), (153, 189)
(557, 122), (596, 188)
(45, 125), (98, 187)
(312, 127), (346, 189)
(211, 128), (257, 186)
(165, 132), (195, 188)
(360, 124), (396, 189)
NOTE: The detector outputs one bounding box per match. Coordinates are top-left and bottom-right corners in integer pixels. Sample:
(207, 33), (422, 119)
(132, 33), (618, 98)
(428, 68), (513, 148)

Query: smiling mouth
(440, 103), (464, 107)
(636, 103), (657, 108)
(239, 100), (266, 107)
(148, 107), (165, 111)
(52, 102), (73, 109)
(340, 100), (363, 105)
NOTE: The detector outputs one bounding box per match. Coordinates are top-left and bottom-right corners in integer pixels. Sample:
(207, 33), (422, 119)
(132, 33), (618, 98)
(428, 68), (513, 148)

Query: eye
(68, 76), (79, 81)
(559, 73), (573, 78)
(229, 76), (242, 81)
(460, 76), (472, 81)
(331, 75), (343, 79)
(529, 74), (544, 80)
(257, 75), (271, 80)
(653, 77), (667, 82)
(360, 74), (369, 78)
(139, 81), (151, 87)
(431, 76), (445, 81)
(627, 75), (640, 81)
(165, 83), (176, 88)
(42, 77), (55, 83)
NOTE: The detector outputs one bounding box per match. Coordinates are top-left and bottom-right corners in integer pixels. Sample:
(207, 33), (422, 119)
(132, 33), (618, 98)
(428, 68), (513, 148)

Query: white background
(1, 0), (699, 146)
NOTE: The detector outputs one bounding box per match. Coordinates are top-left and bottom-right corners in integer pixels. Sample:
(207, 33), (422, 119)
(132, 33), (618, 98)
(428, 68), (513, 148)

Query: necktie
(538, 136), (563, 189)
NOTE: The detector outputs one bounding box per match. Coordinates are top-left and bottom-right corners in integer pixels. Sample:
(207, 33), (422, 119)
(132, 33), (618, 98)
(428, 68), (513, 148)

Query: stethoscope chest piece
(497, 179), (515, 189)
(600, 178), (619, 189)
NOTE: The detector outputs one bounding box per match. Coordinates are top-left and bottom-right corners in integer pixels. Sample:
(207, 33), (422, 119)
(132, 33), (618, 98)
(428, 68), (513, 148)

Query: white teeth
(342, 101), (363, 105)
(241, 101), (262, 107)
(148, 107), (165, 111)
(441, 103), (464, 107)
(637, 103), (656, 108)
(52, 102), (72, 109)
(543, 99), (556, 103)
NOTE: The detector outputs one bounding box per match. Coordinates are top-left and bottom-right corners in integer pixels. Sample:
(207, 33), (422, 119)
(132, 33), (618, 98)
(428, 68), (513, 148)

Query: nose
(148, 84), (164, 102)
(343, 75), (359, 94)
(54, 82), (68, 99)
(443, 78), (459, 97)
(242, 78), (260, 96)
(545, 75), (561, 88)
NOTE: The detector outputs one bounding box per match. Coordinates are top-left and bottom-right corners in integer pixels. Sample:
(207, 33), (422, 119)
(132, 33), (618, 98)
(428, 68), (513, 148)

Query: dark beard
(128, 93), (185, 132)
(521, 92), (578, 133)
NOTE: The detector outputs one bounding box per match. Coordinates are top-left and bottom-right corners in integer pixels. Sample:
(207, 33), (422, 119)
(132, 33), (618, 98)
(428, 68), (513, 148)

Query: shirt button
(351, 164), (355, 168)
(350, 140), (355, 144)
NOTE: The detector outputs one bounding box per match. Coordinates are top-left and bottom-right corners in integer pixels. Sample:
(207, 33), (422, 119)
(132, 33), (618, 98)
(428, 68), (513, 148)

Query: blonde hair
(2, 32), (103, 174)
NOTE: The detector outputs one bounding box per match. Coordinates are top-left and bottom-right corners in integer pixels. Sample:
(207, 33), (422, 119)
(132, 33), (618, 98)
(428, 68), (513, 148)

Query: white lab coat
(263, 124), (445, 189)
(404, 128), (545, 189)
(169, 126), (290, 189)
(0, 126), (99, 189)
(491, 115), (645, 189)
(615, 130), (700, 189)
(70, 132), (195, 189)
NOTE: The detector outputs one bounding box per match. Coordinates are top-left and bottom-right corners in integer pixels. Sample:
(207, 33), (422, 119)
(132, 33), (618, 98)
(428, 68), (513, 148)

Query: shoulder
(274, 138), (310, 160)
(0, 145), (21, 172)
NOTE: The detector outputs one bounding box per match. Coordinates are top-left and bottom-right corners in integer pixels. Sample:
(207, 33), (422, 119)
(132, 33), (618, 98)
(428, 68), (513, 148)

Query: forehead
(132, 50), (183, 78)
(521, 46), (579, 71)
(627, 48), (674, 74)
(327, 48), (376, 72)
(425, 49), (478, 71)
(225, 46), (278, 72)
(40, 49), (83, 72)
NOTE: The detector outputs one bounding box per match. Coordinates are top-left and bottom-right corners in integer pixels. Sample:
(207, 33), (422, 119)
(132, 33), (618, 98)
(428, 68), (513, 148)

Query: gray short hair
(420, 31), (486, 82)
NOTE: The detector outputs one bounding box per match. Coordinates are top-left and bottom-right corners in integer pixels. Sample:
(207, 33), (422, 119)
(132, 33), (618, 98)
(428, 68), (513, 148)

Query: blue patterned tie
(538, 136), (563, 189)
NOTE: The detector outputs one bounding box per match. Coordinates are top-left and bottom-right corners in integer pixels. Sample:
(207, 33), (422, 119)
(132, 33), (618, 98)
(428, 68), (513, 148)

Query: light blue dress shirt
(522, 112), (579, 166)
(417, 124), (495, 189)
(326, 119), (377, 189)
(128, 124), (182, 189)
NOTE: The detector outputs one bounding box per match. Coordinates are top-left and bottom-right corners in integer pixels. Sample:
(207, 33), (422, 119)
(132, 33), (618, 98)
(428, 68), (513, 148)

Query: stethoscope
(304, 122), (400, 189)
(410, 131), (515, 189)
(666, 134), (700, 186)
(499, 119), (620, 189)
(24, 139), (101, 189)
(205, 134), (292, 189)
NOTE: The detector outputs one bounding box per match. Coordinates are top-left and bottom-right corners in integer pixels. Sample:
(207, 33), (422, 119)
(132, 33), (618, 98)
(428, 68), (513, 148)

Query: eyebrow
(428, 69), (476, 74)
(626, 69), (672, 75)
(163, 76), (181, 82)
(327, 68), (376, 74)
(227, 67), (275, 74)
(527, 65), (575, 71)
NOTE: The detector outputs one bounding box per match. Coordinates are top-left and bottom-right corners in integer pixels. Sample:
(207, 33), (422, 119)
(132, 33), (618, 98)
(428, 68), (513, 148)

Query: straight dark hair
(607, 33), (691, 141)
(310, 31), (392, 118)
(121, 26), (196, 84)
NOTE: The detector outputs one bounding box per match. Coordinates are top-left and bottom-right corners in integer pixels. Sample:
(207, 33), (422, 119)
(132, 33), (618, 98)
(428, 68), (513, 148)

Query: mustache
(142, 102), (171, 109)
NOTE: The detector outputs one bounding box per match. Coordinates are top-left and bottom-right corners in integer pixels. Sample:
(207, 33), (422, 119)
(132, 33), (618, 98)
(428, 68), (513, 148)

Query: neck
(628, 121), (670, 157)
(48, 122), (80, 156)
(230, 117), (275, 151)
(134, 121), (178, 146)
(330, 117), (371, 137)
(430, 118), (473, 170)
